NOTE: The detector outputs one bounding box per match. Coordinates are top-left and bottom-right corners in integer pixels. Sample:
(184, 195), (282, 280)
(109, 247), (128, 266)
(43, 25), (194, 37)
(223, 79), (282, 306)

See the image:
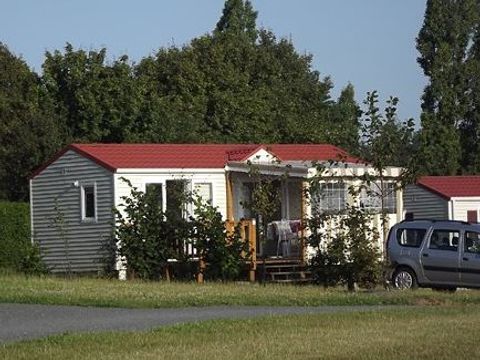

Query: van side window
(429, 229), (459, 252)
(396, 228), (426, 248)
(465, 231), (480, 254)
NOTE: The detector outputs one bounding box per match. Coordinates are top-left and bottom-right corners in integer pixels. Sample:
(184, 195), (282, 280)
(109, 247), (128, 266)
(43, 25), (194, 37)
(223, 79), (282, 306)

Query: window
(194, 183), (212, 204)
(81, 184), (96, 221)
(397, 228), (426, 248)
(166, 180), (190, 220)
(467, 210), (478, 223)
(313, 182), (347, 214)
(465, 231), (480, 254)
(360, 182), (397, 213)
(429, 229), (459, 251)
(241, 183), (254, 219)
(146, 183), (163, 211)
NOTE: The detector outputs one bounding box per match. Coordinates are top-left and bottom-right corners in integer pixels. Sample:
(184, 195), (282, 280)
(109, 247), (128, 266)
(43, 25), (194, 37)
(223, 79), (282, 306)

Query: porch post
(226, 172), (234, 222)
(197, 256), (205, 283)
(300, 181), (308, 265)
(248, 220), (257, 282)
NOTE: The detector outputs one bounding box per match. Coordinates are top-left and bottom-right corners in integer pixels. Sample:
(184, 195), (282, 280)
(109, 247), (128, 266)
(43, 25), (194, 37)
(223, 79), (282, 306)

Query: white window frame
(193, 182), (213, 204)
(360, 181), (397, 213)
(80, 183), (97, 223)
(313, 182), (347, 214)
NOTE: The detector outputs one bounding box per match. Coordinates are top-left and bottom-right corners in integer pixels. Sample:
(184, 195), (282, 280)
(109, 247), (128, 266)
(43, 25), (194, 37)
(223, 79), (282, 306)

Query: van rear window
(396, 228), (426, 248)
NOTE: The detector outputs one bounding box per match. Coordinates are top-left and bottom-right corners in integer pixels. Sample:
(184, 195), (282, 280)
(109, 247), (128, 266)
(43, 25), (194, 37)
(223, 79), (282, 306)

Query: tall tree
(329, 84), (361, 153)
(0, 43), (63, 201)
(416, 0), (478, 175)
(136, 0), (340, 144)
(214, 0), (258, 42)
(42, 44), (142, 143)
(461, 22), (480, 173)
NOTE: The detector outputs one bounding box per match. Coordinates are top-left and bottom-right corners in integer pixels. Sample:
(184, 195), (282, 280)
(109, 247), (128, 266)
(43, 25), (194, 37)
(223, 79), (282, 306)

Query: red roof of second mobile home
(32, 143), (360, 178)
(417, 176), (480, 199)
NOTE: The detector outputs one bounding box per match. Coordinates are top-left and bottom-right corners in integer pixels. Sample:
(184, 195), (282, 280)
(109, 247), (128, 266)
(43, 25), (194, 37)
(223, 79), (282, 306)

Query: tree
(0, 43), (63, 201)
(42, 44), (143, 143)
(214, 0), (258, 42)
(417, 0), (479, 175)
(134, 0), (348, 145)
(461, 24), (480, 173)
(37, 0), (358, 147)
(307, 206), (381, 291)
(359, 91), (416, 243)
(329, 84), (361, 153)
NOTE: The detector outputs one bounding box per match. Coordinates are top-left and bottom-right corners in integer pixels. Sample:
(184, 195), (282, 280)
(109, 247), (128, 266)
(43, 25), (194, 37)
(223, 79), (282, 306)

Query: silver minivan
(386, 220), (480, 290)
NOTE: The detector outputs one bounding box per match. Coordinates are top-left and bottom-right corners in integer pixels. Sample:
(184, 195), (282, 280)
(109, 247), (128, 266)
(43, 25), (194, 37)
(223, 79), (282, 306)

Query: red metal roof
(32, 143), (360, 178)
(417, 176), (480, 199)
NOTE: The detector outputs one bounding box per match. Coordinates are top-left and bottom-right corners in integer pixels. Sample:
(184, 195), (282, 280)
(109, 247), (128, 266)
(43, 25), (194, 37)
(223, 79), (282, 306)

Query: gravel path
(0, 303), (397, 344)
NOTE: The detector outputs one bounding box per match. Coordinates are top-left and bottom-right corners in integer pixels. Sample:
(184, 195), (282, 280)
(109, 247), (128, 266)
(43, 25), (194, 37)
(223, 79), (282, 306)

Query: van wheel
(393, 267), (418, 290)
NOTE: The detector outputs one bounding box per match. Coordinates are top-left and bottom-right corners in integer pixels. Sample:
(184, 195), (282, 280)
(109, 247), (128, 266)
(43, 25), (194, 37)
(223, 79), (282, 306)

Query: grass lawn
(2, 272), (480, 308)
(2, 306), (480, 359)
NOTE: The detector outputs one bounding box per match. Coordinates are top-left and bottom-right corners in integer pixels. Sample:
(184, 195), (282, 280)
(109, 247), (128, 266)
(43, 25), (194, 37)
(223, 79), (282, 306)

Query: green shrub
(114, 179), (183, 280)
(307, 206), (382, 291)
(0, 202), (30, 269)
(0, 201), (48, 274)
(114, 179), (249, 282)
(191, 197), (249, 281)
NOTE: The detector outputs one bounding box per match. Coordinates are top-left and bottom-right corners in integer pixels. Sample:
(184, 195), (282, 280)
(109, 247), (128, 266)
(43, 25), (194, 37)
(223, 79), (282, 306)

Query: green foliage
(0, 1), (365, 202)
(0, 202), (47, 274)
(51, 198), (71, 276)
(417, 0), (480, 175)
(42, 44), (142, 143)
(360, 91), (416, 170)
(0, 43), (63, 201)
(19, 242), (49, 275)
(134, 26), (341, 144)
(114, 179), (183, 280)
(307, 206), (382, 290)
(115, 179), (248, 281)
(191, 197), (248, 281)
(329, 84), (362, 154)
(358, 91), (417, 241)
(214, 0), (258, 42)
(241, 162), (284, 250)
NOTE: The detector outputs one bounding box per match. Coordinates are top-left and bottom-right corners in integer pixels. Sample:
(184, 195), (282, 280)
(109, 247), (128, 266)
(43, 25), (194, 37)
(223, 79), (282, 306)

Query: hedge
(0, 202), (31, 270)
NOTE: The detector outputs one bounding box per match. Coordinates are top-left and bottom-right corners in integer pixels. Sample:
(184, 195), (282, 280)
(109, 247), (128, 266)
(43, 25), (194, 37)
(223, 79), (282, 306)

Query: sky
(0, 0), (427, 122)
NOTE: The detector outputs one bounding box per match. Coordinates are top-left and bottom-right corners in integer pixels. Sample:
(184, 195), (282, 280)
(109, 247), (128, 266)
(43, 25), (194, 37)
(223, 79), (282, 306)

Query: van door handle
(422, 253), (429, 257)
(463, 257), (469, 261)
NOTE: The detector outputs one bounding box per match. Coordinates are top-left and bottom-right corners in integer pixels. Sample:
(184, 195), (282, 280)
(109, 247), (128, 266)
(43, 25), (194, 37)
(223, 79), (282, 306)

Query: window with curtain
(312, 182), (347, 214)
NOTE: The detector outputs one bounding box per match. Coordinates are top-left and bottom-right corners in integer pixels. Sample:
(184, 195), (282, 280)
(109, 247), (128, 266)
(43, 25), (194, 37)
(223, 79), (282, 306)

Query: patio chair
(275, 219), (296, 257)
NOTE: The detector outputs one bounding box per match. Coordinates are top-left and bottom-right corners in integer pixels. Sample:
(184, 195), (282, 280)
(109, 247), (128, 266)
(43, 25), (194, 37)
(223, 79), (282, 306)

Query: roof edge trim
(30, 144), (116, 179)
(416, 181), (451, 200)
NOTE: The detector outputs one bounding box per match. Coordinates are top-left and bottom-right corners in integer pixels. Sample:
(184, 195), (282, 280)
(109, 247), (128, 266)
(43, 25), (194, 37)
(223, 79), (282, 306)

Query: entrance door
(460, 230), (480, 286)
(421, 228), (460, 284)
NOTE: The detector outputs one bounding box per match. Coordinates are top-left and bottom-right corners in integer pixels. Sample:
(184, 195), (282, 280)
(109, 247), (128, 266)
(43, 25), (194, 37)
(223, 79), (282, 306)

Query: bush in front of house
(307, 205), (382, 291)
(114, 179), (249, 281)
(114, 180), (180, 280)
(0, 201), (48, 274)
(191, 196), (249, 281)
